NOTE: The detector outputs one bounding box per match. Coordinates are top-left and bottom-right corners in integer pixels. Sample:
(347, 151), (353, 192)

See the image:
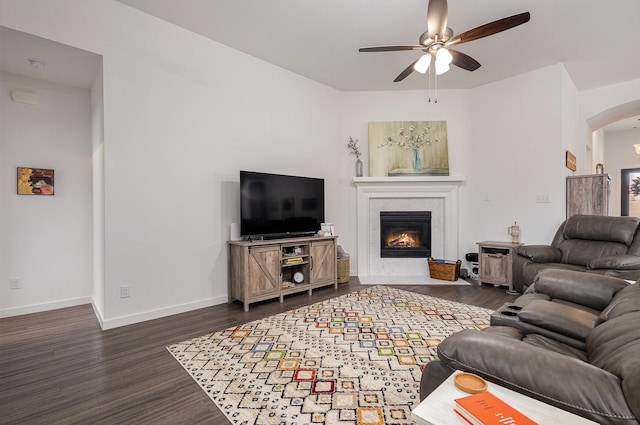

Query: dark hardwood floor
(0, 279), (516, 425)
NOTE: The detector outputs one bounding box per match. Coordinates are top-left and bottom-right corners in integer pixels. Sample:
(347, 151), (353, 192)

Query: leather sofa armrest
(515, 245), (561, 263)
(587, 254), (640, 270)
(436, 329), (635, 424)
(531, 269), (629, 311)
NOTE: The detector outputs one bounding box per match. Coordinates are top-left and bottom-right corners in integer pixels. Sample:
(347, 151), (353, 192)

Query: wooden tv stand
(228, 235), (338, 311)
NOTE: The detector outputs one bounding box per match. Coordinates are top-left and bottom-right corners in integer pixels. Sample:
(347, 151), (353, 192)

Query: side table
(411, 372), (597, 425)
(477, 241), (522, 294)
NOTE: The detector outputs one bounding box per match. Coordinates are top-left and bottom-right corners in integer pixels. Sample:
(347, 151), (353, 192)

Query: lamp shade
(436, 48), (453, 65)
(414, 54), (431, 74)
(435, 61), (450, 75)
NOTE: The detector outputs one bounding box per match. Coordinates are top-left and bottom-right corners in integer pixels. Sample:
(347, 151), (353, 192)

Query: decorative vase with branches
(378, 125), (438, 172)
(347, 137), (363, 177)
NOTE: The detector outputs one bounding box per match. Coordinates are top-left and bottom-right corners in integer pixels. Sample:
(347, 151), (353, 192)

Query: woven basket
(337, 257), (350, 283)
(427, 257), (461, 281)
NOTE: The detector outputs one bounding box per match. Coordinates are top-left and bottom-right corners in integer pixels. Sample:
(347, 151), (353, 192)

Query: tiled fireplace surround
(354, 176), (465, 285)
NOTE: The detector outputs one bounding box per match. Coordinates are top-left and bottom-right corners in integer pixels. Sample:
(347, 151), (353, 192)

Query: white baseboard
(358, 275), (470, 286)
(99, 294), (229, 330)
(91, 300), (105, 328)
(0, 296), (92, 318)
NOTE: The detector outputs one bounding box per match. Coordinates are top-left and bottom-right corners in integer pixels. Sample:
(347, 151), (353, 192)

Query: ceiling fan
(359, 0), (530, 82)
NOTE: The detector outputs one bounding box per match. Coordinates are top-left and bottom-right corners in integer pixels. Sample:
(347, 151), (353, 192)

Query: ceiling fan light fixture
(435, 60), (450, 75)
(358, 0), (531, 87)
(435, 47), (453, 66)
(414, 54), (431, 74)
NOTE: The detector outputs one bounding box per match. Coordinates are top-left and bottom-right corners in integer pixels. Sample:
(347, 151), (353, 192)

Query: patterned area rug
(167, 286), (491, 425)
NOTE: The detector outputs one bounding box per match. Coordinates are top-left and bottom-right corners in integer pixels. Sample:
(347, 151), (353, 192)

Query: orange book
(454, 391), (538, 425)
(454, 408), (477, 425)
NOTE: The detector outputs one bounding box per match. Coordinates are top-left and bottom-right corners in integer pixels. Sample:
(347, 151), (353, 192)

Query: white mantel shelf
(353, 175), (465, 284)
(353, 176), (465, 184)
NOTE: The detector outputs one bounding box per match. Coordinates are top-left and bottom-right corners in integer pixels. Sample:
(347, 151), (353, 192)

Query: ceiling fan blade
(447, 12), (530, 46)
(359, 45), (423, 52)
(394, 58), (420, 82)
(449, 50), (481, 71)
(427, 0), (448, 39)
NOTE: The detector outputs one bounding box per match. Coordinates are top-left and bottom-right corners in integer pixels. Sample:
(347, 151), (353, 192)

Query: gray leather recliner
(512, 214), (640, 293)
(420, 269), (640, 425)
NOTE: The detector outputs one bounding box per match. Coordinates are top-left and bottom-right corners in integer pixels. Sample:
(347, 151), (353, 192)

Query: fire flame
(385, 232), (421, 248)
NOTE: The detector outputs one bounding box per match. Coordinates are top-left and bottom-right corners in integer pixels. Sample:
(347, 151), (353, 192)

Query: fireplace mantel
(353, 176), (465, 283)
(354, 176), (465, 185)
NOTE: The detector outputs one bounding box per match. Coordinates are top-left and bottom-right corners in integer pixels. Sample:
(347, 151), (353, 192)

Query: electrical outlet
(10, 277), (23, 289)
(536, 194), (551, 203)
(120, 285), (131, 298)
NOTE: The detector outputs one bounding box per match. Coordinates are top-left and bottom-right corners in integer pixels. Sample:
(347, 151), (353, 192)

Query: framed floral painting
(17, 167), (55, 195)
(368, 121), (449, 177)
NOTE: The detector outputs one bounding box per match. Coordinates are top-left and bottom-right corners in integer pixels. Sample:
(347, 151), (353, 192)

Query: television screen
(240, 171), (325, 238)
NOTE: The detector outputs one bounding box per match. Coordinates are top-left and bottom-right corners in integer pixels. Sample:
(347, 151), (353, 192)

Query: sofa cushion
(587, 311), (640, 421)
(588, 254), (640, 270)
(517, 299), (599, 341)
(598, 283), (640, 322)
(558, 239), (628, 266)
(522, 333), (588, 361)
(563, 214), (640, 246)
(532, 269), (629, 311)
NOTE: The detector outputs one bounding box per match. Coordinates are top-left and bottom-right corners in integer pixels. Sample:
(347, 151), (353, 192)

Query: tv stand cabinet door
(310, 239), (337, 286)
(229, 243), (280, 312)
(247, 246), (281, 296)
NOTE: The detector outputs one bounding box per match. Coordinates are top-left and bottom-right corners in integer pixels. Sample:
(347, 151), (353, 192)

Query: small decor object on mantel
(17, 167), (54, 195)
(347, 136), (363, 177)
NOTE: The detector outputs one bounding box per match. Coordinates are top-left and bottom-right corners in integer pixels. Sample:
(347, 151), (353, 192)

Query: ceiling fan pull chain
(428, 65), (432, 102)
(434, 70), (438, 103)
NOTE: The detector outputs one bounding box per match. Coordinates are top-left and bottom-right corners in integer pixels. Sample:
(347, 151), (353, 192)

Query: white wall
(91, 63), (105, 322)
(1, 0), (629, 328)
(0, 72), (93, 316)
(604, 129), (640, 216)
(591, 128), (605, 173)
(1, 0), (345, 328)
(467, 65), (569, 247)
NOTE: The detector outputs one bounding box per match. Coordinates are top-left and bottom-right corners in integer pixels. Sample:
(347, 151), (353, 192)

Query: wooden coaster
(454, 372), (488, 394)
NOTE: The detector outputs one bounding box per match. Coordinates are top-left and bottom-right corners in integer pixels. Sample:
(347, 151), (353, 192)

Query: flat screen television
(240, 170), (325, 239)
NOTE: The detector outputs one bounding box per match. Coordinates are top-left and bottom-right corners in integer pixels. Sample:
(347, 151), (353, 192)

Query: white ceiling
(0, 26), (101, 90)
(2, 1), (639, 130)
(113, 0), (640, 92)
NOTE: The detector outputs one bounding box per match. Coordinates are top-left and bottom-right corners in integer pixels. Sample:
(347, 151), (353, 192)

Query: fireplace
(380, 211), (431, 258)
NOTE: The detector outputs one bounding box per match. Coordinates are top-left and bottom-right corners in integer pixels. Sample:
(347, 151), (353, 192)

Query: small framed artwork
(321, 223), (335, 236)
(17, 167), (55, 195)
(565, 151), (577, 171)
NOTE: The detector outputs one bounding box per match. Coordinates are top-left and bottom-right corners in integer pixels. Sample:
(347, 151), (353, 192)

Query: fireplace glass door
(380, 211), (431, 258)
